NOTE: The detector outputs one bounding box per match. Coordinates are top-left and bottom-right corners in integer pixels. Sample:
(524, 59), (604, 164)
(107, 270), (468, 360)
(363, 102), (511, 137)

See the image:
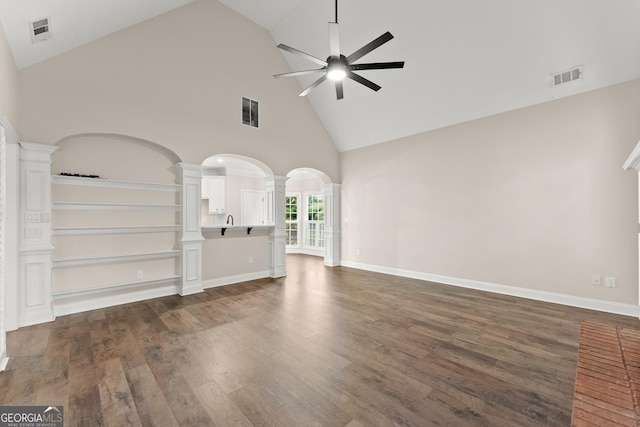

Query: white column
(323, 183), (341, 267)
(18, 142), (58, 326)
(0, 122), (7, 370)
(3, 121), (19, 333)
(174, 163), (204, 296)
(623, 141), (640, 313)
(266, 176), (287, 278)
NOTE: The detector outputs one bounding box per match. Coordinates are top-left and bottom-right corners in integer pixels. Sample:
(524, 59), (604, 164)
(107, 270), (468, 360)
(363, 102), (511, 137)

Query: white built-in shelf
(53, 250), (181, 268)
(52, 175), (180, 192)
(52, 201), (181, 211)
(52, 276), (181, 298)
(53, 225), (181, 236)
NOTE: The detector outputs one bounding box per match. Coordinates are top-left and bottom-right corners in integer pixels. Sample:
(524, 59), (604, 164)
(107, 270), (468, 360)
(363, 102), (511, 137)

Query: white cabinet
(203, 176), (225, 214)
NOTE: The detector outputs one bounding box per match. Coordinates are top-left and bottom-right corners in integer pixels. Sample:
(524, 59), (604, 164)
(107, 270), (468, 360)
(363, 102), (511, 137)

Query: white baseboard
(20, 311), (55, 328)
(51, 271), (271, 318)
(0, 355), (8, 372)
(340, 260), (640, 318)
(202, 270), (271, 289)
(53, 282), (178, 317)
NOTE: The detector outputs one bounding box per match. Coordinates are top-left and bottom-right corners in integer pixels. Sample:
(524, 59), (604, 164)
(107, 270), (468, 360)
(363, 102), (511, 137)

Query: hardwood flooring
(2, 254), (640, 426)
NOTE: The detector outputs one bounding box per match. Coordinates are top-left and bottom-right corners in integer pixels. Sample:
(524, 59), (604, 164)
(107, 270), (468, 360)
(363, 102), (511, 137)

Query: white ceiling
(1, 0), (639, 152)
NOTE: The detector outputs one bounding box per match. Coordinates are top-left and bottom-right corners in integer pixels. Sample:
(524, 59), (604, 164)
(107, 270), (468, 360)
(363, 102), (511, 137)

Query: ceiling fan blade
(299, 75), (328, 97)
(277, 43), (327, 66)
(350, 61), (405, 71)
(335, 80), (344, 100)
(347, 31), (394, 63)
(328, 22), (340, 58)
(274, 69), (326, 78)
(347, 71), (381, 92)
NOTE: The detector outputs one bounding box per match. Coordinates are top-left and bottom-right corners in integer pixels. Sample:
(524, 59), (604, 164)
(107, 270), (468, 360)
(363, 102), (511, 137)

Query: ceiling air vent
(552, 66), (583, 87)
(29, 18), (51, 44)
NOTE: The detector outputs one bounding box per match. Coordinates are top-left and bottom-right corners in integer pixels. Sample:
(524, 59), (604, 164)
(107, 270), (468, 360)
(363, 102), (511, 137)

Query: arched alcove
(54, 133), (182, 183)
(49, 133), (185, 316)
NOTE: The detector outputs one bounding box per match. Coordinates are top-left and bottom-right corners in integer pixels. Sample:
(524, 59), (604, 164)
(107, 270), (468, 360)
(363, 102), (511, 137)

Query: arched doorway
(200, 154), (286, 281)
(286, 168), (340, 267)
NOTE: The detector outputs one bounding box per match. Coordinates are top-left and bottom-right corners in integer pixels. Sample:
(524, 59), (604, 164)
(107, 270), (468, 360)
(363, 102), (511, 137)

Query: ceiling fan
(273, 0), (405, 100)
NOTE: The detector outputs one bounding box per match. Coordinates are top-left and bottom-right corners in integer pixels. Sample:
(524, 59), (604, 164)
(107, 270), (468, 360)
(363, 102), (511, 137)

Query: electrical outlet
(605, 276), (617, 288)
(356, 248), (361, 256)
(248, 256), (254, 264)
(591, 275), (601, 286)
(137, 269), (144, 279)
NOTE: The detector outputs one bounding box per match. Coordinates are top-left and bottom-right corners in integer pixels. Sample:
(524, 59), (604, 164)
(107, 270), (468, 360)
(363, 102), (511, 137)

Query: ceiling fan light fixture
(273, 0), (404, 99)
(327, 63), (347, 81)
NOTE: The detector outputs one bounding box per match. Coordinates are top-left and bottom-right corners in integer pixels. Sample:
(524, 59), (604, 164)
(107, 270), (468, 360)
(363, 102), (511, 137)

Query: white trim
(52, 201), (180, 211)
(53, 225), (181, 235)
(0, 122), (6, 366)
(53, 250), (180, 268)
(52, 175), (180, 192)
(340, 260), (640, 318)
(4, 120), (19, 331)
(623, 140), (640, 171)
(54, 281), (179, 317)
(52, 276), (181, 297)
(202, 270), (270, 289)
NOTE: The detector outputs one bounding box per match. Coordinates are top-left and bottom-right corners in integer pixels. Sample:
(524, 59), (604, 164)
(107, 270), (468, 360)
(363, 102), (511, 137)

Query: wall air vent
(29, 18), (51, 44)
(552, 66), (583, 87)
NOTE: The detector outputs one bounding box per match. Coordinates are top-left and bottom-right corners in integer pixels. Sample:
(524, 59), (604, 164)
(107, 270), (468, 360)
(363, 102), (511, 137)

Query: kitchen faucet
(226, 215), (233, 226)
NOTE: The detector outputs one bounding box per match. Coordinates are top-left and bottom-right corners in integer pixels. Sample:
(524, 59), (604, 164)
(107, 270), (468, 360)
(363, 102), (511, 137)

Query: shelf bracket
(247, 227), (253, 235)
(221, 227), (227, 236)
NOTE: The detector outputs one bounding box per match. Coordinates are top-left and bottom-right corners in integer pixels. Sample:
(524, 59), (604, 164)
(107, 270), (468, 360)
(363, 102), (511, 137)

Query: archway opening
(201, 154), (273, 226)
(285, 168), (333, 261)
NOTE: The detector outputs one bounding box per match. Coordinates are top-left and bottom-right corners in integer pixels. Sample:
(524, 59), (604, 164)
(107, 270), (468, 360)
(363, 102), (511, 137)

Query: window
(305, 193), (324, 249)
(241, 97), (259, 128)
(285, 194), (299, 246)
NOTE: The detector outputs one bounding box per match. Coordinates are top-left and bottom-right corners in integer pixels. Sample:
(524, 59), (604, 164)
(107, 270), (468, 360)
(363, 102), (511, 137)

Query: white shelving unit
(51, 175), (182, 312)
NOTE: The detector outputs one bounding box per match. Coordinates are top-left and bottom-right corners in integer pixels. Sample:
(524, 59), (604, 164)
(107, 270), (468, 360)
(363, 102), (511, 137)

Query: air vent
(29, 18), (51, 44)
(552, 66), (583, 87)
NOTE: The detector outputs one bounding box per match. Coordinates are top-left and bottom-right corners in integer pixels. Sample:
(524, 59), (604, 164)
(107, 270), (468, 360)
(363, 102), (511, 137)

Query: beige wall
(17, 0), (339, 181)
(0, 19), (17, 125)
(287, 177), (324, 193)
(341, 79), (640, 304)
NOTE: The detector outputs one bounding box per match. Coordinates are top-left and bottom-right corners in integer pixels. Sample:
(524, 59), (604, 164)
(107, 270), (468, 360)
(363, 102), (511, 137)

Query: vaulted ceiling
(1, 0), (639, 152)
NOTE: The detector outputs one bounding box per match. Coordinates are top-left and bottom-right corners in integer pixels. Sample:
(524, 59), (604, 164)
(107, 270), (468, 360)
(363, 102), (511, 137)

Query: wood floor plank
(3, 254), (640, 426)
(192, 381), (253, 427)
(96, 358), (142, 426)
(125, 363), (179, 427)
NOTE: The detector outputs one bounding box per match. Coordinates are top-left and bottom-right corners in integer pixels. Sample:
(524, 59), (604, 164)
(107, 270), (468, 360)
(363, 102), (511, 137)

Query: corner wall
(0, 17), (17, 124)
(341, 79), (640, 307)
(0, 17), (17, 368)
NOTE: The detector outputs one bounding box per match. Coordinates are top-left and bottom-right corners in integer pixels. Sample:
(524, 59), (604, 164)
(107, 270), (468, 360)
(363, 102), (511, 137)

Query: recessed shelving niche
(51, 174), (182, 314)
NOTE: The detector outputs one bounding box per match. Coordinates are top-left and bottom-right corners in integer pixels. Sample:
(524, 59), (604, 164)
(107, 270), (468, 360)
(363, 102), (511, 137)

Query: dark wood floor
(2, 255), (640, 426)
